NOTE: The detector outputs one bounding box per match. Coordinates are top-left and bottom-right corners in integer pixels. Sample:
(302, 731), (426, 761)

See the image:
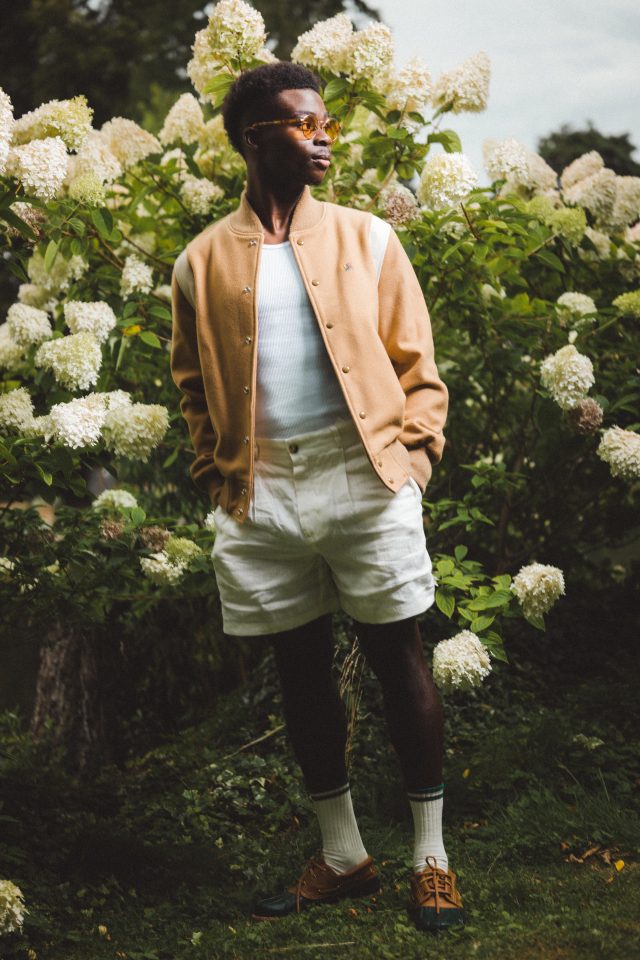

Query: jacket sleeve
(169, 261), (223, 502)
(377, 227), (449, 489)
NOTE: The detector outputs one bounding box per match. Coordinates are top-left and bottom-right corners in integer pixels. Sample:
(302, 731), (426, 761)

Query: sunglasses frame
(244, 113), (341, 143)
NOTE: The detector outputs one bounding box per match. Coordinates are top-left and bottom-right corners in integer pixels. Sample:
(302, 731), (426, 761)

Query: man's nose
(313, 124), (331, 146)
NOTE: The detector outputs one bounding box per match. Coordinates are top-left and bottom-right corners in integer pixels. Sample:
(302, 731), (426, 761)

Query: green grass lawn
(1, 616), (639, 960)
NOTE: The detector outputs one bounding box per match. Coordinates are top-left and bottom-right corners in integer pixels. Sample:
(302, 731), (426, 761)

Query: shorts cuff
(221, 598), (340, 637)
(340, 586), (435, 625)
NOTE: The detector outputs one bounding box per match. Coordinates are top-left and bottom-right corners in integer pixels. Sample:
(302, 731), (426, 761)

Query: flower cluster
(417, 152), (479, 211)
(159, 93), (205, 146)
(510, 562), (565, 619)
(596, 426), (640, 481)
(180, 174), (224, 215)
(35, 331), (102, 391)
(188, 0), (269, 99)
(0, 386), (35, 433)
(67, 171), (106, 206)
(6, 135), (68, 200)
(27, 249), (89, 295)
(612, 289), (640, 318)
(68, 129), (122, 185)
(556, 292), (597, 317)
(378, 182), (419, 227)
(120, 255), (154, 298)
(12, 95), (93, 151)
(483, 137), (530, 183)
(92, 488), (139, 512)
(384, 55), (432, 122)
(99, 117), (160, 170)
(0, 324), (25, 368)
(431, 51), (491, 114)
(0, 87), (13, 176)
(204, 509), (217, 532)
(539, 344), (595, 409)
(0, 879), (27, 934)
(6, 303), (52, 347)
(564, 167), (617, 225)
(566, 398), (604, 435)
(140, 536), (201, 585)
(432, 630), (492, 693)
(343, 21), (394, 84)
(291, 13), (353, 73)
(561, 151), (603, 191)
(102, 402), (169, 461)
(64, 300), (118, 342)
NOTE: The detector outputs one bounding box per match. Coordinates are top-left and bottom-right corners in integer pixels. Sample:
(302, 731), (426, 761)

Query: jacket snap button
(248, 239), (257, 246)
(311, 279), (319, 286)
(242, 286), (252, 294)
(241, 487), (247, 495)
(342, 365), (350, 373)
(296, 239), (304, 245)
(235, 507), (244, 516)
(243, 385), (250, 393)
(359, 411), (367, 419)
(388, 478), (394, 483)
(377, 459), (383, 467)
(243, 435), (249, 444)
(244, 335), (252, 344)
(326, 322), (333, 329)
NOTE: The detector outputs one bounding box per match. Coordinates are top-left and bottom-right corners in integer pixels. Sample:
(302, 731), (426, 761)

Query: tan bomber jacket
(170, 184), (449, 523)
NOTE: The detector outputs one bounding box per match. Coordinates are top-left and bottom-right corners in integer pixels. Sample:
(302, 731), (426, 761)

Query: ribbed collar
(228, 184), (326, 236)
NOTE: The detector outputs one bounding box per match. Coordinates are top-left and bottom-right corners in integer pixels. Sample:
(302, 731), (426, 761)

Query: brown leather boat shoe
(252, 854), (381, 920)
(408, 855), (465, 931)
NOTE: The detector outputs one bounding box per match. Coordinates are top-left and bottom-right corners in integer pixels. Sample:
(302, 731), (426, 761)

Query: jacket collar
(228, 184), (325, 237)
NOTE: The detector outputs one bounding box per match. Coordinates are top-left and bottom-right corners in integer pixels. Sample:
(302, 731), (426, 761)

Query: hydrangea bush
(0, 0), (639, 704)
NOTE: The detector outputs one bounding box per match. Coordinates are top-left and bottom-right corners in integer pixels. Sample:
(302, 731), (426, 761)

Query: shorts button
(288, 443), (299, 453)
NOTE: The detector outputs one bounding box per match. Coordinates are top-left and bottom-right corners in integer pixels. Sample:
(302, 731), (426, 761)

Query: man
(170, 60), (464, 932)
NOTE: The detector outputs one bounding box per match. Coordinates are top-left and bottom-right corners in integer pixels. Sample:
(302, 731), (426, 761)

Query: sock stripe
(310, 782), (351, 802)
(407, 783), (445, 802)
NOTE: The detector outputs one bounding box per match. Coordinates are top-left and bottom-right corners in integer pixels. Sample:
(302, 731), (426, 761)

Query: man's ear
(244, 130), (257, 149)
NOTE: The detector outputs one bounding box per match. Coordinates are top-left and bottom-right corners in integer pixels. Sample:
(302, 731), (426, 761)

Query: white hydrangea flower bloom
(605, 175), (640, 233)
(68, 129), (122, 184)
(17, 283), (56, 312)
(27, 249), (89, 295)
(482, 137), (530, 183)
(581, 226), (612, 260)
(154, 285), (173, 301)
(0, 323), (25, 368)
(204, 509), (217, 532)
(596, 425), (640, 481)
(0, 87), (14, 177)
(510, 562), (565, 619)
(480, 282), (506, 304)
(99, 117), (160, 170)
(160, 147), (189, 180)
(165, 536), (202, 565)
(384, 55), (432, 121)
(564, 167), (617, 223)
(6, 135), (68, 200)
(432, 630), (492, 693)
(0, 557), (16, 576)
(93, 488), (139, 512)
(120, 255), (154, 298)
(612, 290), (640, 318)
(417, 152), (479, 211)
(539, 343), (595, 410)
(180, 174), (224, 215)
(431, 51), (491, 114)
(23, 412), (54, 441)
(159, 93), (205, 146)
(378, 182), (419, 227)
(206, 0), (267, 61)
(291, 13), (354, 73)
(6, 303), (52, 347)
(45, 394), (105, 447)
(12, 95), (93, 151)
(64, 301), (118, 342)
(187, 28), (220, 103)
(35, 330), (103, 391)
(140, 552), (188, 585)
(572, 734), (604, 750)
(0, 386), (35, 432)
(525, 152), (559, 193)
(343, 22), (394, 84)
(101, 389), (133, 411)
(560, 151), (603, 191)
(67, 171), (106, 206)
(556, 292), (597, 316)
(0, 879), (27, 934)
(102, 402), (169, 461)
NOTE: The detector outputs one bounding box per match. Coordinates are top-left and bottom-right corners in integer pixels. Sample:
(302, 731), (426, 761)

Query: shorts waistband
(255, 417), (362, 464)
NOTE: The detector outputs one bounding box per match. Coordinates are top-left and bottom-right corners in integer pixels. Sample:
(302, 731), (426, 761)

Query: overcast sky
(369, 0), (640, 184)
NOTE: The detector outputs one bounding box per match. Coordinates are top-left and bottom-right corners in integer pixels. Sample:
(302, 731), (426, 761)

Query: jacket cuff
(408, 447), (433, 494)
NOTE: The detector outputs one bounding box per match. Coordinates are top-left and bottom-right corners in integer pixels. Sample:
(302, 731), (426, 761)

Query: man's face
(247, 87), (333, 187)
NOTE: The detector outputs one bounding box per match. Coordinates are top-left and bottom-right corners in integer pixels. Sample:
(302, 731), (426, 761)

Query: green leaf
(427, 129), (462, 152)
(35, 462), (53, 485)
(5, 258), (30, 284)
(467, 590), (513, 611)
(162, 446), (179, 468)
(139, 330), (161, 349)
(148, 304), (172, 321)
(0, 208), (36, 239)
(323, 78), (348, 101)
(44, 239), (58, 272)
(68, 217), (85, 235)
(523, 610), (546, 630)
(470, 614), (496, 632)
(115, 336), (129, 371)
(535, 249), (565, 272)
(91, 208), (109, 236)
(482, 631), (509, 662)
(454, 545), (469, 561)
(435, 589), (455, 618)
(202, 73), (235, 107)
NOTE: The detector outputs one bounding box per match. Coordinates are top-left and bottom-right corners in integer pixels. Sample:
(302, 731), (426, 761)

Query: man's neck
(245, 179), (305, 242)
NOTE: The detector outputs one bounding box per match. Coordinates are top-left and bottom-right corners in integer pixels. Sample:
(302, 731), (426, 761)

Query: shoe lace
(415, 856), (458, 913)
(294, 855), (325, 914)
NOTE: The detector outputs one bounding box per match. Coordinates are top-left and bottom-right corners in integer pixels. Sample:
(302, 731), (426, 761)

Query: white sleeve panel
(368, 214), (392, 283)
(173, 248), (196, 309)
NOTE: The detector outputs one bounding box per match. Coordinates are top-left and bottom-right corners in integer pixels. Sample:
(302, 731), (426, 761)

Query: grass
(1, 613), (639, 960)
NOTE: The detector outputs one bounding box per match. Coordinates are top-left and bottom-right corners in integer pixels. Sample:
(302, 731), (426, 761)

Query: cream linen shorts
(211, 418), (436, 636)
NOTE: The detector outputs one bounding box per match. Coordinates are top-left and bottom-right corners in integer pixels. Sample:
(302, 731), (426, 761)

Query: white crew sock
(407, 782), (449, 874)
(309, 782), (369, 875)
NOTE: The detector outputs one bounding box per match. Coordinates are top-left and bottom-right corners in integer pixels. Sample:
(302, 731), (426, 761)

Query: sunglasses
(244, 113), (341, 143)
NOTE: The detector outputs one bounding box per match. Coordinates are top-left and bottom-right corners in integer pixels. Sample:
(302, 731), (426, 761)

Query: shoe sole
(251, 876), (382, 921)
(408, 904), (465, 931)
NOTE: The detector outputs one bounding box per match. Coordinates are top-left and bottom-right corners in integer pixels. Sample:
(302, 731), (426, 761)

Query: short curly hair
(221, 61), (322, 156)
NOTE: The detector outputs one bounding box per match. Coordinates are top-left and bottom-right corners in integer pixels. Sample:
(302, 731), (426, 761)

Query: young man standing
(170, 61), (464, 931)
